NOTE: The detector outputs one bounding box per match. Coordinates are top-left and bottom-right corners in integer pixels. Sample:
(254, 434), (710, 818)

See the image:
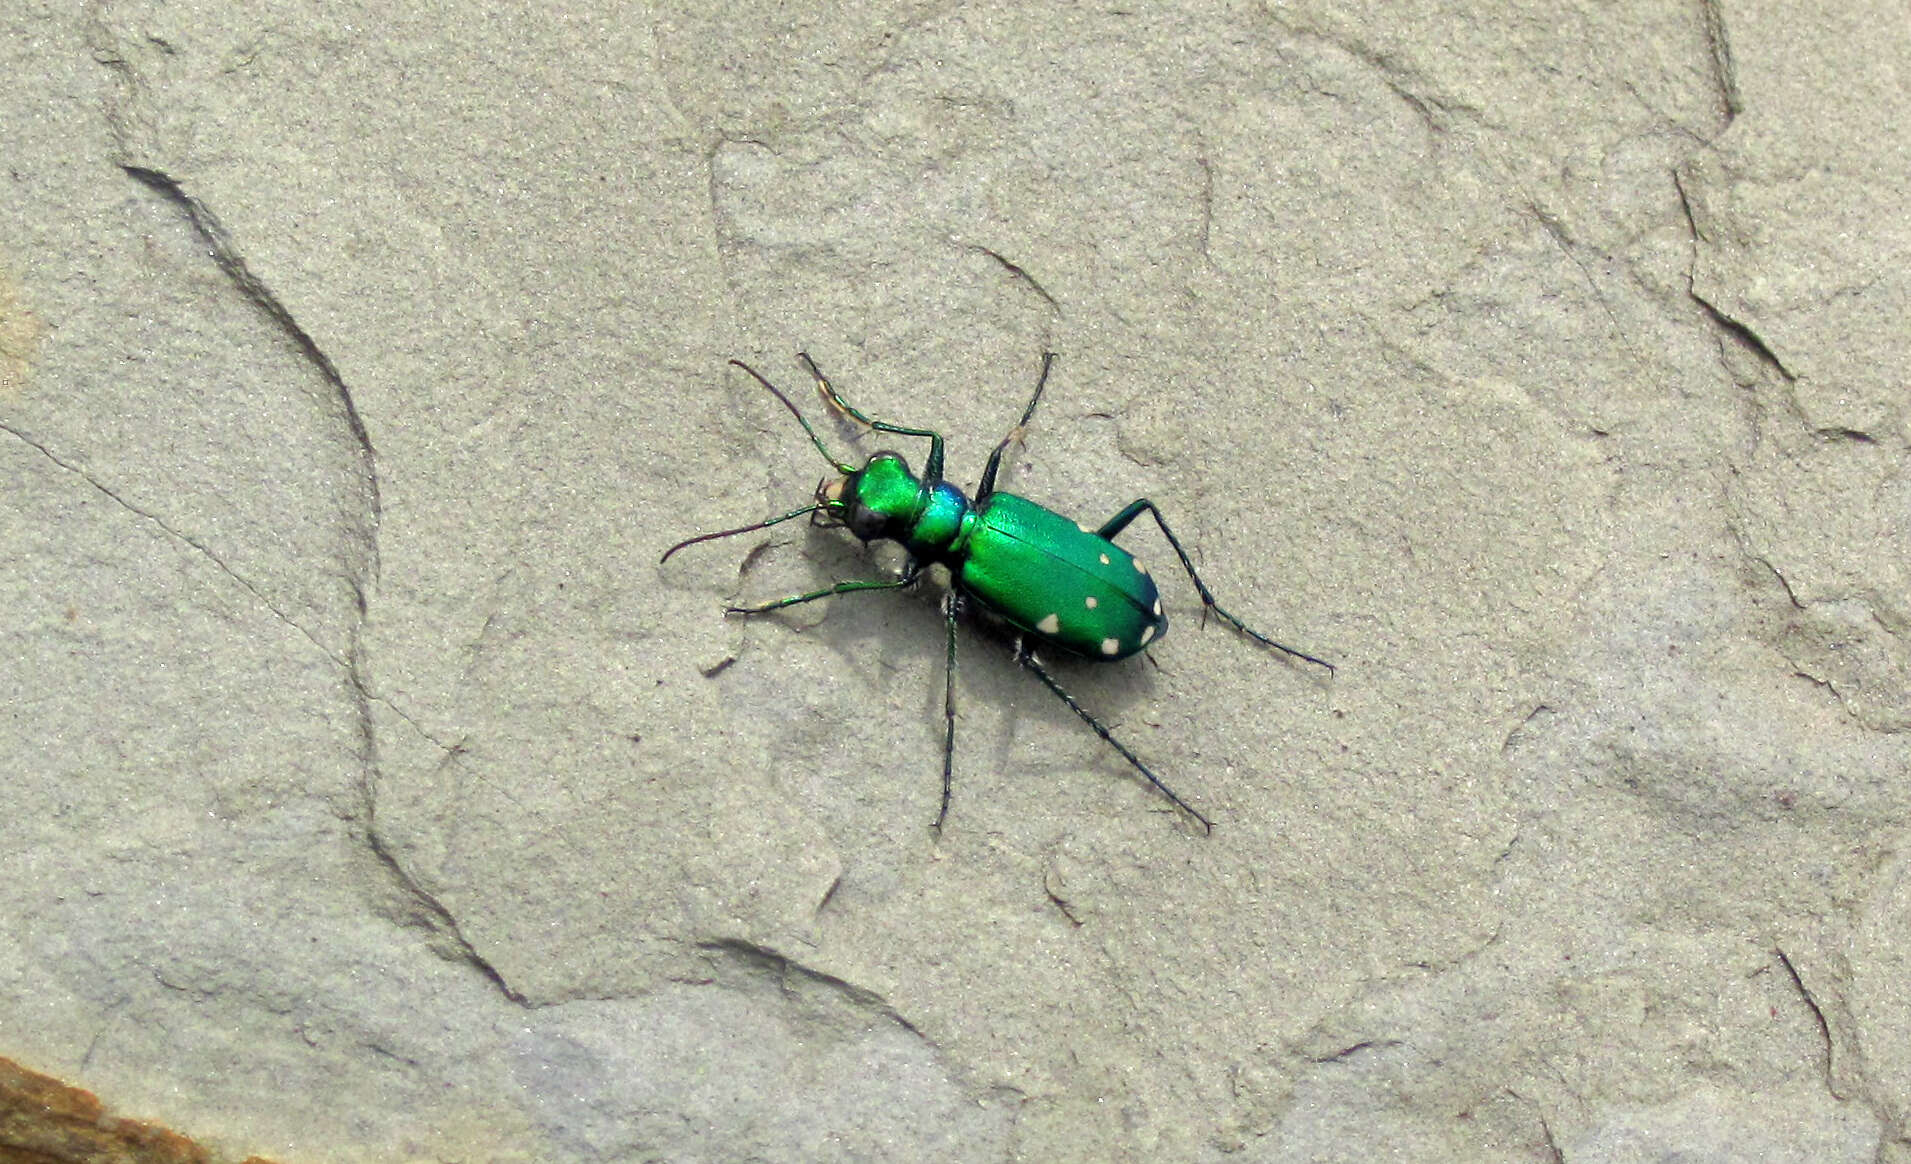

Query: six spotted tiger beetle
(661, 352), (1333, 833)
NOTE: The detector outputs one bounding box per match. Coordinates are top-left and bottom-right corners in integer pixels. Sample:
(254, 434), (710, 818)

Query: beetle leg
(978, 351), (1058, 499)
(934, 589), (963, 832)
(1013, 641), (1214, 833)
(797, 352), (948, 483)
(726, 559), (923, 615)
(1095, 499), (1333, 674)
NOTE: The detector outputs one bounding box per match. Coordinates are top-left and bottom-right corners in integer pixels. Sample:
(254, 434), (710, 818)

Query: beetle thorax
(831, 452), (973, 564)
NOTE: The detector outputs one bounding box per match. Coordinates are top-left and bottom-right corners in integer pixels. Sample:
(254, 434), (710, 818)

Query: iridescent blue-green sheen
(958, 493), (1165, 660)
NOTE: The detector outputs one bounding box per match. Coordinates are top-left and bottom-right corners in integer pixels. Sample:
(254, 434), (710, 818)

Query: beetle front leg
(797, 352), (948, 483)
(726, 559), (923, 615)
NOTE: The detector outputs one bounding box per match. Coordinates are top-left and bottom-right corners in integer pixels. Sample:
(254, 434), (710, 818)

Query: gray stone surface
(2, 1), (1904, 1160)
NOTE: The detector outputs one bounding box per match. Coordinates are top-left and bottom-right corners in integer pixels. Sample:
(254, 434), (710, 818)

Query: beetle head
(818, 451), (921, 542)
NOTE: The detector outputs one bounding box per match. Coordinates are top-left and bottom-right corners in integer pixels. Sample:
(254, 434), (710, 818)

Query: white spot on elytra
(1099, 552), (1111, 565)
(1100, 637), (1120, 656)
(1152, 597), (1162, 616)
(1078, 521), (1095, 534)
(1036, 613), (1060, 634)
(1084, 595), (1099, 610)
(1141, 624), (1157, 645)
(1133, 558), (1149, 576)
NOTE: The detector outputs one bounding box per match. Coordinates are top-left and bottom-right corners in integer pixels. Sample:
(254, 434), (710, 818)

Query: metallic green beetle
(662, 352), (1332, 832)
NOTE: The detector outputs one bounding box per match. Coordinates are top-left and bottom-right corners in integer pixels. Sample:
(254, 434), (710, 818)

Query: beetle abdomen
(958, 492), (1166, 660)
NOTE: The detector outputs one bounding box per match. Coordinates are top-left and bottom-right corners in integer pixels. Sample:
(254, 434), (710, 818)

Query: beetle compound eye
(847, 500), (887, 539)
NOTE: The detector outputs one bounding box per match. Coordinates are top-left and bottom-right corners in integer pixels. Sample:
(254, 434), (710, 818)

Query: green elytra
(661, 352), (1333, 833)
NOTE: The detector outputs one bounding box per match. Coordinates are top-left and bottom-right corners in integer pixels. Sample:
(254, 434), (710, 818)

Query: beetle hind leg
(1096, 499), (1333, 673)
(1013, 640), (1214, 833)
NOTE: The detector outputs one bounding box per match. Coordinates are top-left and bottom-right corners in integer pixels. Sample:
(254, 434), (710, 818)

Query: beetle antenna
(660, 503), (823, 563)
(730, 359), (855, 474)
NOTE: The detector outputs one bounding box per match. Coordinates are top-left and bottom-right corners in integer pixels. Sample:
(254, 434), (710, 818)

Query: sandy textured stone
(3, 1), (1906, 1159)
